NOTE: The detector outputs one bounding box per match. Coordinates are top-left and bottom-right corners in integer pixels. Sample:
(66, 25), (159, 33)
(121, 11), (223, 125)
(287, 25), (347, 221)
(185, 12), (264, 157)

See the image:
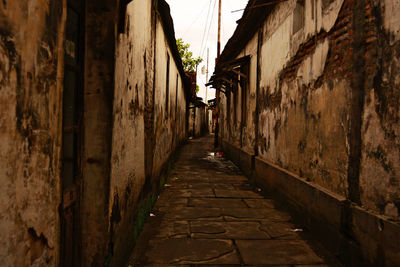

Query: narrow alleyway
(128, 135), (341, 266)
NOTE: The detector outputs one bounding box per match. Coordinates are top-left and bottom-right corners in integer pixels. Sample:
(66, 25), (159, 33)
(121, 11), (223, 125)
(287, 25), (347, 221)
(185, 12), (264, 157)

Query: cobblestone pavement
(128, 135), (342, 266)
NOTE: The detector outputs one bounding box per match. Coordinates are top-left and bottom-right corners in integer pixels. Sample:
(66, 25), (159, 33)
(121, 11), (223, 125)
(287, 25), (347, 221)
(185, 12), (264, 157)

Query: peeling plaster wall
(0, 0), (66, 266)
(359, 0), (400, 219)
(176, 77), (187, 142)
(220, 0), (400, 221)
(108, 1), (152, 264)
(221, 0), (352, 195)
(108, 2), (188, 265)
(153, 18), (186, 177)
(236, 34), (258, 155)
(257, 0), (350, 196)
(110, 0), (150, 229)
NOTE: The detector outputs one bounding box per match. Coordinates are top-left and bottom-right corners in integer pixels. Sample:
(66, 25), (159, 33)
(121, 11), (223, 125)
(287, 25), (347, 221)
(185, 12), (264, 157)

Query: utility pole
(205, 48), (209, 103)
(217, 0), (221, 57)
(214, 0), (221, 148)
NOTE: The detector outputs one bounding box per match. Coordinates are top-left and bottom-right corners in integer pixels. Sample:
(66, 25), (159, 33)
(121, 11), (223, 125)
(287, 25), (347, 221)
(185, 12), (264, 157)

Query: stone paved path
(128, 135), (341, 266)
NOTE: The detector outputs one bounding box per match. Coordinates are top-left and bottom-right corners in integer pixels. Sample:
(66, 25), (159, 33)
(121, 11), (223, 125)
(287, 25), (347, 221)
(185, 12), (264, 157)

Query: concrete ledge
(253, 156), (400, 266)
(254, 157), (345, 229)
(238, 149), (253, 176)
(222, 140), (240, 164)
(222, 140), (253, 176)
(350, 205), (400, 266)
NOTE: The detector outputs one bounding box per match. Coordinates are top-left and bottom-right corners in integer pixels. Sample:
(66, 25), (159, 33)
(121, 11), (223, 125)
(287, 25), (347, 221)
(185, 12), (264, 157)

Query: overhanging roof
(208, 0), (282, 90)
(219, 0), (282, 63)
(206, 56), (250, 93)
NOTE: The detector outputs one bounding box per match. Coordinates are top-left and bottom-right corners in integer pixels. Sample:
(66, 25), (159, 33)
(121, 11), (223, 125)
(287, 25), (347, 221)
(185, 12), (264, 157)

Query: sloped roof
(208, 0), (280, 90)
(218, 0), (280, 65)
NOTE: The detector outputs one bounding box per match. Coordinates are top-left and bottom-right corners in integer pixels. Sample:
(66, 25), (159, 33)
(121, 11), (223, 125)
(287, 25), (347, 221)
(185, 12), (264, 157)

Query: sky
(166, 0), (248, 103)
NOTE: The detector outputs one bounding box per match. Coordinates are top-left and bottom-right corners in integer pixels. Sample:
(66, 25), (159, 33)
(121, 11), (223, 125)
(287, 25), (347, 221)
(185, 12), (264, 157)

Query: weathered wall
(221, 0), (351, 196)
(359, 0), (400, 219)
(218, 0), (400, 263)
(81, 0), (119, 265)
(195, 105), (207, 137)
(153, 17), (187, 177)
(0, 0), (66, 266)
(0, 0), (188, 266)
(109, 2), (151, 261)
(107, 1), (188, 265)
(223, 34), (258, 155)
(256, 0), (351, 197)
(189, 105), (208, 138)
(176, 76), (187, 143)
(221, 0), (400, 218)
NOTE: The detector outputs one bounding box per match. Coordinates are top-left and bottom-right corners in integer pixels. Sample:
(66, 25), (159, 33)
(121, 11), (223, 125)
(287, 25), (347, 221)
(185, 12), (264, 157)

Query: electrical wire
(198, 0), (215, 57)
(200, 0), (217, 59)
(182, 1), (210, 36)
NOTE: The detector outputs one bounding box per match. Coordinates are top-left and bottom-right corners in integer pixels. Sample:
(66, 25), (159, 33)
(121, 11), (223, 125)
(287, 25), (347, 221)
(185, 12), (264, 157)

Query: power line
(182, 1), (210, 36)
(231, 0), (287, 13)
(198, 0), (214, 57)
(200, 0), (217, 59)
(201, 1), (217, 59)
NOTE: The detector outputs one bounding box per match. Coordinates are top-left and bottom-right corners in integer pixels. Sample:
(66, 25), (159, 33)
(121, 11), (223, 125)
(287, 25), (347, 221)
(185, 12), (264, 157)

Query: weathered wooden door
(61, 0), (85, 265)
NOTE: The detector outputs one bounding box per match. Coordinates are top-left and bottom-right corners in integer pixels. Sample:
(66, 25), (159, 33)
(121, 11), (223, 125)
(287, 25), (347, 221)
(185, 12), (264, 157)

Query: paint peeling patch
(259, 86), (282, 110)
(28, 227), (50, 265)
(322, 0), (345, 32)
(367, 145), (394, 175)
(111, 193), (121, 225)
(383, 0), (400, 43)
(297, 39), (330, 86)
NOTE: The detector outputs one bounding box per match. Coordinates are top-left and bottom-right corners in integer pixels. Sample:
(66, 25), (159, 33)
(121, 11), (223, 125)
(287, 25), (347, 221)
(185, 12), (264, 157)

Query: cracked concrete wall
(0, 0), (66, 266)
(359, 0), (400, 219)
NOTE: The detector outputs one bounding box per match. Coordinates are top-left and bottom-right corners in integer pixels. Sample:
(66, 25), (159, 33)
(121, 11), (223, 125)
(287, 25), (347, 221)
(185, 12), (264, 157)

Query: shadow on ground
(127, 135), (342, 266)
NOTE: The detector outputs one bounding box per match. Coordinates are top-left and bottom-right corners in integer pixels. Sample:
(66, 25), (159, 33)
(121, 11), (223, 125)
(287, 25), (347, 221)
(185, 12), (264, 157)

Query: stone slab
(163, 207), (224, 221)
(222, 208), (291, 222)
(236, 240), (325, 265)
(188, 198), (248, 208)
(163, 188), (215, 198)
(145, 239), (240, 265)
(154, 221), (190, 238)
(214, 189), (264, 199)
(259, 221), (302, 240)
(153, 197), (188, 209)
(190, 221), (270, 239)
(244, 199), (276, 209)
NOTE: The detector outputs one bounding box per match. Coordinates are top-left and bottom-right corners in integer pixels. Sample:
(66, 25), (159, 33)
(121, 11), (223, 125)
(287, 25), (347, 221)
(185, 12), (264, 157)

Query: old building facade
(210, 0), (400, 265)
(0, 0), (190, 266)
